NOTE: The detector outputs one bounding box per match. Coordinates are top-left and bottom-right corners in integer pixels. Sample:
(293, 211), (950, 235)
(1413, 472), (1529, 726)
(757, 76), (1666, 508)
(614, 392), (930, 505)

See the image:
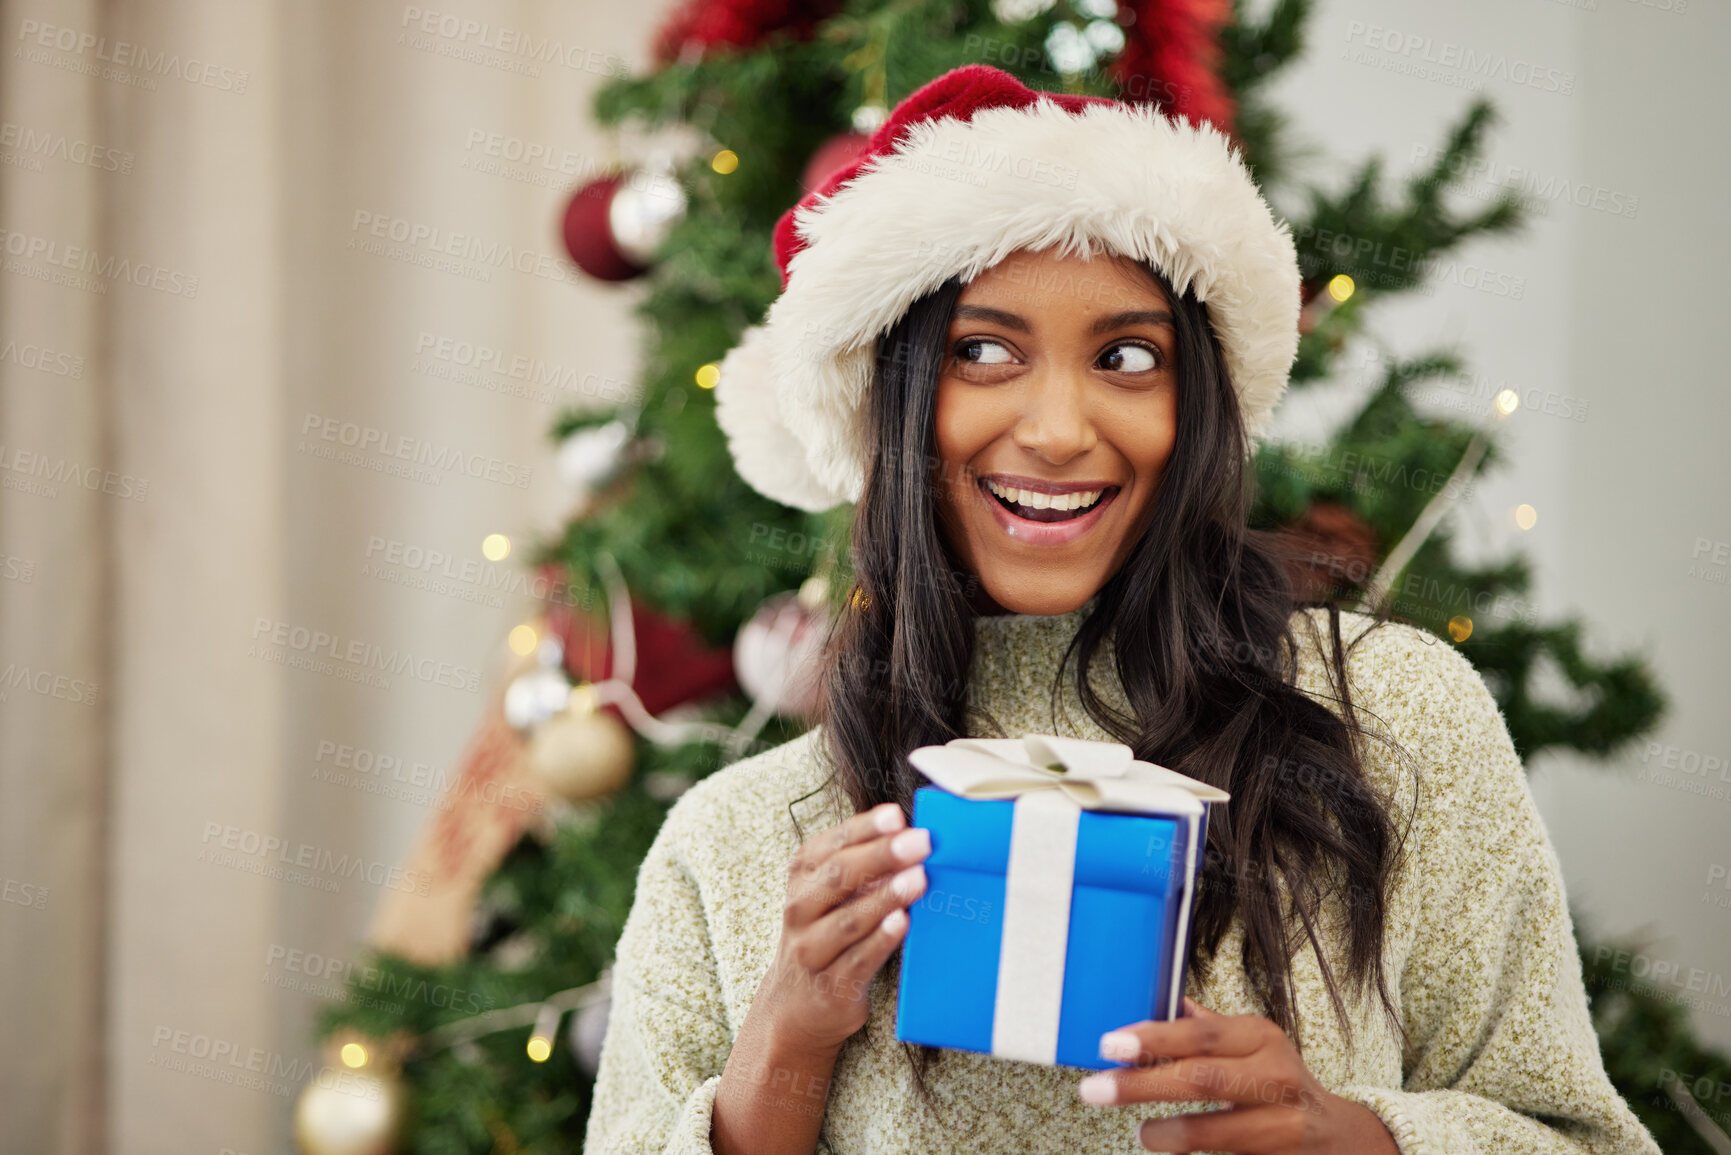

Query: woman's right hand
(755, 800), (932, 1056)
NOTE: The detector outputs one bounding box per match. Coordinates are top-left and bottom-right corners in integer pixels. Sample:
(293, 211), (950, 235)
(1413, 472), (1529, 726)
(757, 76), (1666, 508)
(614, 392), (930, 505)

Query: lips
(975, 477), (1121, 545)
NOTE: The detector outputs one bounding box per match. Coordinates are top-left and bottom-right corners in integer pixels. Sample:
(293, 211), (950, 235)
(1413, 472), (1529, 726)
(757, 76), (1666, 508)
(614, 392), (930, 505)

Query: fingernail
(1099, 1031), (1139, 1062)
(891, 864), (925, 899)
(890, 828), (930, 861)
(872, 804), (903, 834)
(1077, 1073), (1117, 1104)
(880, 907), (906, 933)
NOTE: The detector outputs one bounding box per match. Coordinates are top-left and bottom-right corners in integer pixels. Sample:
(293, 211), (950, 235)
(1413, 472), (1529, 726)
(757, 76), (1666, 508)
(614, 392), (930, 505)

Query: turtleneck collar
(967, 587), (1104, 633)
(794, 591), (1129, 832)
(964, 590), (1126, 741)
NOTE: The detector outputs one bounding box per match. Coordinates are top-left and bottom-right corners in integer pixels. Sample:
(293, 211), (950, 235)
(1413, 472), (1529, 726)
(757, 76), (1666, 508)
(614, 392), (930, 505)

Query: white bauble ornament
(607, 169), (687, 266)
(292, 1068), (404, 1155)
(734, 591), (830, 719)
(525, 705), (634, 802)
(556, 420), (634, 497)
(504, 665), (574, 732)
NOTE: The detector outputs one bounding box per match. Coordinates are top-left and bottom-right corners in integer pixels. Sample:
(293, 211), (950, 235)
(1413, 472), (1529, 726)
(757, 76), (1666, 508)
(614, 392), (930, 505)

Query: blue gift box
(894, 785), (1209, 1071)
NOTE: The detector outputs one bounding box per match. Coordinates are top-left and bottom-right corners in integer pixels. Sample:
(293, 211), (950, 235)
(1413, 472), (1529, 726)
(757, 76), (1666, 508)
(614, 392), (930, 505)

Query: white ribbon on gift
(906, 734), (1229, 1065)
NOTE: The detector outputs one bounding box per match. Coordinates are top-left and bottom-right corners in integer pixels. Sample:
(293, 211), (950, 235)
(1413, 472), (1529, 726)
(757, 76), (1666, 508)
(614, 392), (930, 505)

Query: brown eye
(956, 338), (1015, 365)
(1098, 342), (1161, 373)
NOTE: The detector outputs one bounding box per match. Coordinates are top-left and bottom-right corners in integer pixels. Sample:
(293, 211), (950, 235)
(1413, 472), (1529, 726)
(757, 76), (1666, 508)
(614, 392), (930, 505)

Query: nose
(1010, 363), (1097, 465)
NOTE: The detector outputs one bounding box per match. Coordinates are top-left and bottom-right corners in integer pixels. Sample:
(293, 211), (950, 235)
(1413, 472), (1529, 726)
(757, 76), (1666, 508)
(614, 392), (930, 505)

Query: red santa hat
(713, 64), (1300, 514)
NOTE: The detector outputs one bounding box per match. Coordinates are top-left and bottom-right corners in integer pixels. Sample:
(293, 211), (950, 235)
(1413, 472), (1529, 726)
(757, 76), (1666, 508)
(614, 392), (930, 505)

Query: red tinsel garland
(1111, 0), (1236, 134)
(653, 0), (841, 65)
(651, 0), (1237, 142)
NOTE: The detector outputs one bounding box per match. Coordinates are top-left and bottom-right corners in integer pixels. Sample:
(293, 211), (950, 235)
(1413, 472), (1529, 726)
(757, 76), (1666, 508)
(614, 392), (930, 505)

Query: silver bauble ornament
(504, 665), (574, 732)
(556, 420), (634, 497)
(607, 169), (686, 267)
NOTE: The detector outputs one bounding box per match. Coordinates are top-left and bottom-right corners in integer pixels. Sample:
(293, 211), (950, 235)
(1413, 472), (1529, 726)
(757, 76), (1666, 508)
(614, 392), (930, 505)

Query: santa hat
(712, 64), (1299, 514)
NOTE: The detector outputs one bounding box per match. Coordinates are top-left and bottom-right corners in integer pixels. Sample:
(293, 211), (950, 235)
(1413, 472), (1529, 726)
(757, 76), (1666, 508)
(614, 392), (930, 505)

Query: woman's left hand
(1075, 998), (1399, 1154)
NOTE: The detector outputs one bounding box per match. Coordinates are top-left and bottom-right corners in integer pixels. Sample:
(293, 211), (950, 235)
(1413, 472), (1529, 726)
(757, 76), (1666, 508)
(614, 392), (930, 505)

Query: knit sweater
(583, 605), (1660, 1154)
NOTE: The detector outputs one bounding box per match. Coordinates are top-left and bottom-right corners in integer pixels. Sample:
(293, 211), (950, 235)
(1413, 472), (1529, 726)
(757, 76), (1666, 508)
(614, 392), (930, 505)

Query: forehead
(955, 248), (1169, 311)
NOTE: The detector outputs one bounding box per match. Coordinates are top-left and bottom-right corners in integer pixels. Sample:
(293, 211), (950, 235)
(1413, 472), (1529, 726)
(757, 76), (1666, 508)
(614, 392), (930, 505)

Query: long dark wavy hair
(811, 257), (1415, 1083)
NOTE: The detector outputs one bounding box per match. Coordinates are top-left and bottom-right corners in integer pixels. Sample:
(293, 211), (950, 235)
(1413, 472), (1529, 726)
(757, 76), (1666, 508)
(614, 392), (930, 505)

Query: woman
(584, 66), (1658, 1154)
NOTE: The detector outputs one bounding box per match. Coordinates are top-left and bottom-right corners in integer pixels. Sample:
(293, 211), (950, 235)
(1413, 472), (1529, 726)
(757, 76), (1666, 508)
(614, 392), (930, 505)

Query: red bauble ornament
(562, 169), (687, 284)
(562, 175), (644, 282)
(546, 589), (739, 718)
(800, 132), (871, 193)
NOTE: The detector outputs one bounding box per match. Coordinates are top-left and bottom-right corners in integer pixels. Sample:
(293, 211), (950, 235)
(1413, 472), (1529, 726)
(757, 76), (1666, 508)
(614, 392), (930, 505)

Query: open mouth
(981, 478), (1120, 523)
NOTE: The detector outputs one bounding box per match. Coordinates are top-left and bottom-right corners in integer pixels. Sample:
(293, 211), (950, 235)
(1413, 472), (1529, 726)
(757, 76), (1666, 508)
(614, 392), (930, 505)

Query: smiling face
(932, 248), (1179, 616)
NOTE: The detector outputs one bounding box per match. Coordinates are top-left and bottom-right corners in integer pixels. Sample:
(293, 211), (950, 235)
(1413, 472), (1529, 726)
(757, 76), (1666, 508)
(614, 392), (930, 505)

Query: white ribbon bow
(906, 735), (1227, 1065)
(908, 734), (1227, 815)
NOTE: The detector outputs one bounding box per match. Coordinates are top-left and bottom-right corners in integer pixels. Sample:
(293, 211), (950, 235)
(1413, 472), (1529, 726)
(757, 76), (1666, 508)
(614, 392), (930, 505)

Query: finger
(802, 803), (907, 873)
(784, 803), (902, 913)
(786, 825), (929, 927)
(799, 802), (906, 865)
(830, 824), (930, 897)
(1181, 997), (1220, 1019)
(786, 827), (925, 923)
(800, 861), (927, 973)
(819, 904), (912, 1002)
(1098, 1013), (1278, 1067)
(1137, 1104), (1307, 1154)
(1082, 1053), (1313, 1111)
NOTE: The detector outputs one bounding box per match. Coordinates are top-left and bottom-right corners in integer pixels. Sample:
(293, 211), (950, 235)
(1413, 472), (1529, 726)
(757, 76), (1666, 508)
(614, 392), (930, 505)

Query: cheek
(932, 379), (996, 481)
(1102, 391), (1179, 474)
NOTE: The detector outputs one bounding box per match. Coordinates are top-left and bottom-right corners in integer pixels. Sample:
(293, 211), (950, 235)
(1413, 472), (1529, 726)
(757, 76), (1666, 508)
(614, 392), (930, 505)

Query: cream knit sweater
(584, 606), (1660, 1154)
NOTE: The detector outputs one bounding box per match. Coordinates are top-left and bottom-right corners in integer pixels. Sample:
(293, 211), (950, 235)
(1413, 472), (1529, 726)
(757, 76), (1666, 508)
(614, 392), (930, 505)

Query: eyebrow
(953, 304), (1029, 332)
(951, 305), (1175, 335)
(1090, 309), (1174, 335)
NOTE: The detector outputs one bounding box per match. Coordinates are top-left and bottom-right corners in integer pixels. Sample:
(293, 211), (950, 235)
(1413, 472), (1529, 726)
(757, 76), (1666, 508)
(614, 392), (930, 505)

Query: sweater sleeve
(1332, 628), (1660, 1155)
(583, 795), (734, 1155)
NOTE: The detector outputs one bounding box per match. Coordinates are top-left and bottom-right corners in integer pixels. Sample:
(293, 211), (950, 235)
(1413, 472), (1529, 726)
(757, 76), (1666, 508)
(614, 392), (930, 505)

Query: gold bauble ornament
(294, 1030), (409, 1155)
(292, 1067), (404, 1155)
(525, 693), (634, 802)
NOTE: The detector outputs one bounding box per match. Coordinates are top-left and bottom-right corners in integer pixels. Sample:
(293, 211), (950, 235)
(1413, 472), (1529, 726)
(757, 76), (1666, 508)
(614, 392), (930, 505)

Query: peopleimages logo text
(299, 412), (533, 489)
(1343, 21), (1575, 95)
(250, 617), (482, 693)
(0, 226), (199, 297)
(200, 821), (432, 896)
(16, 19), (250, 91)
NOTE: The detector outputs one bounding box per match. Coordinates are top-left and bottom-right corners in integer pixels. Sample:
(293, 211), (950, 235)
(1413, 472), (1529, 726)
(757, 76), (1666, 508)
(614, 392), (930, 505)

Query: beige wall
(0, 1), (666, 1151)
(0, 0), (109, 1149)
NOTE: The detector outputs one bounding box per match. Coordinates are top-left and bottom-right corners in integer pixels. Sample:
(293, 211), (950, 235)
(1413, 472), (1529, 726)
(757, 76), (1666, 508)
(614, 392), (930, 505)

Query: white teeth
(985, 480), (1105, 513)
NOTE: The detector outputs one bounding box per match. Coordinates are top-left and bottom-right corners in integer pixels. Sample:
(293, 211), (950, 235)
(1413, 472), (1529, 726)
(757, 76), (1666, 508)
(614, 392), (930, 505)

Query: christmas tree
(308, 2), (1723, 1152)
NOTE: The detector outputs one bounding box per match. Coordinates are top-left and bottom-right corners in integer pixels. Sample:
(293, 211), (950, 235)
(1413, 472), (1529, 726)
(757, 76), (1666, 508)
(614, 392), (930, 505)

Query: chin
(977, 578), (1097, 617)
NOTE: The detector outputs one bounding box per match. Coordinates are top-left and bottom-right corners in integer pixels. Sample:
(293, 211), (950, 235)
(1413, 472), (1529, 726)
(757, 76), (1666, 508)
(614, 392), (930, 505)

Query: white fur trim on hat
(714, 97), (1300, 513)
(712, 321), (835, 510)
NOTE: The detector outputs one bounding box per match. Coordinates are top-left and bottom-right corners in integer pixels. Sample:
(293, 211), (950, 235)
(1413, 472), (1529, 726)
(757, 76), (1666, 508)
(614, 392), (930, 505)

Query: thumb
(1181, 997), (1221, 1019)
